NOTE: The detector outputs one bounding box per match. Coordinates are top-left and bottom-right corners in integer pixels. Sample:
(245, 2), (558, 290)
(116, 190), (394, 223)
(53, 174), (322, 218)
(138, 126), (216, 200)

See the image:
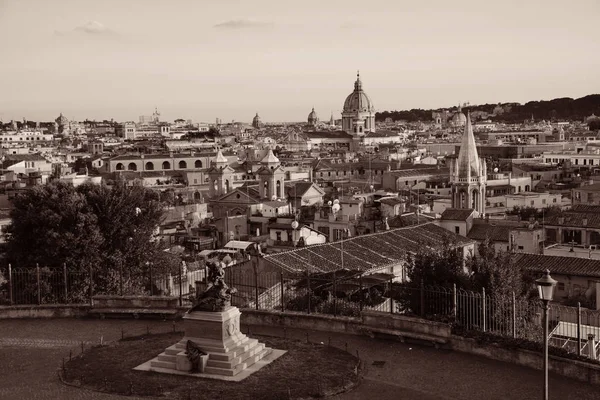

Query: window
(553, 198), (557, 203)
(530, 201), (534, 206)
(542, 199), (546, 204)
(517, 246), (524, 250)
(454, 226), (460, 234)
(333, 229), (345, 241)
(557, 282), (565, 291)
(276, 231), (282, 242)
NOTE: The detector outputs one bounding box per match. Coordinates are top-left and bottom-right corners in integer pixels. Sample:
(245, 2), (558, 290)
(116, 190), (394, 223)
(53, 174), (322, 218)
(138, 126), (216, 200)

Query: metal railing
(2, 262), (599, 359)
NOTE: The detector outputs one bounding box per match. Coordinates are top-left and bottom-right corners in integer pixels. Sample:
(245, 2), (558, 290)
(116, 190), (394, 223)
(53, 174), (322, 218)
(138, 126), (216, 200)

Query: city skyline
(1, 0), (599, 123)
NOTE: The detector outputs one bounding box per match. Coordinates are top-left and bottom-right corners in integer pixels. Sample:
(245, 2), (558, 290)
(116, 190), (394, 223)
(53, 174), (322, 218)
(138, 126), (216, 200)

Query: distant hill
(376, 94), (600, 124)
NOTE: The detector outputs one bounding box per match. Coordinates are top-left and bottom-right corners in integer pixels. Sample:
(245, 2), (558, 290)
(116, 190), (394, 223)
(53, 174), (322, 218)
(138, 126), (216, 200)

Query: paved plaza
(0, 318), (598, 399)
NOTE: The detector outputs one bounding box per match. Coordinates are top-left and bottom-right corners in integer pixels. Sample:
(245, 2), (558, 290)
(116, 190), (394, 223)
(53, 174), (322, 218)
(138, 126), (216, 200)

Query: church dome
(55, 113), (69, 126)
(307, 107), (318, 124)
(252, 113), (262, 128)
(452, 107), (466, 126)
(343, 72), (374, 113)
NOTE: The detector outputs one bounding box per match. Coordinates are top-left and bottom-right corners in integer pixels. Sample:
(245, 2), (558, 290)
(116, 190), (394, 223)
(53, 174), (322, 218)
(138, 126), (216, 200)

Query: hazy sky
(1, 0), (599, 123)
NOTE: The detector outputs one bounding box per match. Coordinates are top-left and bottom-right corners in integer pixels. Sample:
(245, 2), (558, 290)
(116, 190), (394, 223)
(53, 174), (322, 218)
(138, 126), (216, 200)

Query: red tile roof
(264, 222), (473, 274)
(513, 253), (600, 279)
(441, 208), (475, 221)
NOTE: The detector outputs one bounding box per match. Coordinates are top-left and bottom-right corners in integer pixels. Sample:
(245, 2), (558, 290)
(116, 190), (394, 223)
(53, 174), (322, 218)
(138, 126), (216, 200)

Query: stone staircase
(150, 334), (272, 377)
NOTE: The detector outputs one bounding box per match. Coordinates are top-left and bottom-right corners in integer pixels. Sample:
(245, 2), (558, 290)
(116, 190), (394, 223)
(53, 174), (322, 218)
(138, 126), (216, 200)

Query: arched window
(225, 179), (230, 192)
(116, 163), (124, 170)
(128, 163), (137, 171)
(276, 180), (281, 198)
(195, 160), (202, 168)
(145, 162), (154, 171)
(194, 191), (201, 202)
(179, 160), (187, 169)
(162, 161), (171, 170)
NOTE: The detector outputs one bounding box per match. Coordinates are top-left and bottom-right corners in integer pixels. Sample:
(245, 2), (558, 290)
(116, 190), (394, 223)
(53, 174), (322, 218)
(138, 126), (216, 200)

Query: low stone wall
(361, 310), (451, 339)
(92, 295), (179, 309)
(449, 336), (600, 385)
(240, 309), (364, 335)
(0, 305), (89, 319)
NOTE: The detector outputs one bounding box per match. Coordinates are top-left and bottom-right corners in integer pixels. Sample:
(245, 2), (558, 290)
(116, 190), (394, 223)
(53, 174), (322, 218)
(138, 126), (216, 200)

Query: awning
(551, 321), (600, 340)
(224, 240), (255, 251)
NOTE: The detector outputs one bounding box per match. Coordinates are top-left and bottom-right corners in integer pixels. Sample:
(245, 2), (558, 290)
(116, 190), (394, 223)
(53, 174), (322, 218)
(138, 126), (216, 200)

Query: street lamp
(535, 269), (557, 400)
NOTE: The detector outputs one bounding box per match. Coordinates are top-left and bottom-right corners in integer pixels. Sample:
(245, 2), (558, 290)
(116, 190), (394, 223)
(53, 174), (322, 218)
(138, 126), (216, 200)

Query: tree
(5, 181), (168, 297)
(466, 238), (539, 338)
(393, 238), (470, 316)
(468, 238), (534, 300)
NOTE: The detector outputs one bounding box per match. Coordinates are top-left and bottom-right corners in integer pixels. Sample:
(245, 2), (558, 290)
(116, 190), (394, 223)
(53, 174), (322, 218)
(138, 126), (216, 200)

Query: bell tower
(257, 149), (285, 199)
(449, 112), (487, 215)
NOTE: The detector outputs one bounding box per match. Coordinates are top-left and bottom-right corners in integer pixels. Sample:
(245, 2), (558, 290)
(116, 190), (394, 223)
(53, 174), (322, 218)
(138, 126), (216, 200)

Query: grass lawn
(62, 331), (360, 399)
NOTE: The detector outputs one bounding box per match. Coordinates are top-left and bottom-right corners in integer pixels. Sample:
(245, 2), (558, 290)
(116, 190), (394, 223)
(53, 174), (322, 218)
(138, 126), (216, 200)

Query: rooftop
(264, 222), (473, 274)
(514, 253), (600, 279)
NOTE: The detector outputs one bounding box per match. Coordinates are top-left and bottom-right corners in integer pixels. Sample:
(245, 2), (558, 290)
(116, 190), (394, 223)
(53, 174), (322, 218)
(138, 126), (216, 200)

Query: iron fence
(2, 261), (600, 359)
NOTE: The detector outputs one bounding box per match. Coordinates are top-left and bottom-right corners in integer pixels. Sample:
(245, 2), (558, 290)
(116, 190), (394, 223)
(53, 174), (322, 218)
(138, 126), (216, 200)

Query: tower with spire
(449, 112), (487, 215)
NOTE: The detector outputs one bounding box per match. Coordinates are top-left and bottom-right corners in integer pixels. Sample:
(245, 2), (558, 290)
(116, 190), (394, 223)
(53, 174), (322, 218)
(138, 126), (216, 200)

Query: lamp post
(535, 269), (557, 400)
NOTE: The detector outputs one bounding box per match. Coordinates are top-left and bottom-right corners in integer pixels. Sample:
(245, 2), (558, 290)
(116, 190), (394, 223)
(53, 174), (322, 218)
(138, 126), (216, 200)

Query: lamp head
(535, 269), (557, 302)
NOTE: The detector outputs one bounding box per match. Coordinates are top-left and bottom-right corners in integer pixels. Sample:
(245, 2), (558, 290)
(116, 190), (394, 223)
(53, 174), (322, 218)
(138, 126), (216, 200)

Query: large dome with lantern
(343, 72), (374, 113)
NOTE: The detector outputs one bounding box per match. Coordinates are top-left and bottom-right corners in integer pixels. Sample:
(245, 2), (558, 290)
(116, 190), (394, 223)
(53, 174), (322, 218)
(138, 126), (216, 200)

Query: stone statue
(189, 260), (237, 312)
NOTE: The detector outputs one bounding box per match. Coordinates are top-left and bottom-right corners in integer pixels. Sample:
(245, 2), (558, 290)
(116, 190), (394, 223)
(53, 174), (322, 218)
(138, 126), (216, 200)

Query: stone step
(175, 337), (257, 358)
(164, 344), (180, 356)
(209, 339), (259, 362)
(207, 343), (265, 370)
(176, 336), (250, 354)
(158, 353), (176, 363)
(203, 347), (272, 377)
(150, 358), (176, 370)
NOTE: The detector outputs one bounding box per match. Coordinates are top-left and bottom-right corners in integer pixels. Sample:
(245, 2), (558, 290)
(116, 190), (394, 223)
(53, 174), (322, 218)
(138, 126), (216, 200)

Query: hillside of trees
(376, 94), (600, 124)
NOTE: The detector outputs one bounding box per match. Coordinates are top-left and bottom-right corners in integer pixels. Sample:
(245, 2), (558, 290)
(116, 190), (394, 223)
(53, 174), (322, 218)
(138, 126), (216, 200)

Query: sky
(1, 0), (599, 123)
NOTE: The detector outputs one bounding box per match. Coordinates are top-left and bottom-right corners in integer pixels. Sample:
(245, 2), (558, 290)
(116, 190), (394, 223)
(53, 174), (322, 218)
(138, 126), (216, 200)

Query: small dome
(452, 111), (467, 126)
(55, 113), (69, 125)
(343, 72), (374, 113)
(215, 149), (228, 165)
(308, 107), (318, 121)
(261, 148), (280, 164)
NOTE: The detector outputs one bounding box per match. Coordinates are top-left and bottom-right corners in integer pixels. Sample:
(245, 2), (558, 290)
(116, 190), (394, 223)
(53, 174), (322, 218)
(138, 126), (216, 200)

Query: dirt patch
(62, 331), (360, 399)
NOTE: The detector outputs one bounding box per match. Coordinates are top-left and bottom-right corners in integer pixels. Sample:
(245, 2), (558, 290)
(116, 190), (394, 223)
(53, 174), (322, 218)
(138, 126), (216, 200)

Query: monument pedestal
(136, 307), (284, 380)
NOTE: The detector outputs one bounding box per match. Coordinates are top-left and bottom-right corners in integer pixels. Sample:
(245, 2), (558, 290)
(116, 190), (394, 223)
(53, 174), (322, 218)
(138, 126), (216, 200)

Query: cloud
(55, 21), (117, 37)
(213, 19), (273, 30)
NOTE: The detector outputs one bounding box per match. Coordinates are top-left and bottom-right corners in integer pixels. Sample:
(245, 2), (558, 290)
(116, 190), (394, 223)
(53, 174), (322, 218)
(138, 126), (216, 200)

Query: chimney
(583, 218), (588, 227)
(558, 217), (564, 225)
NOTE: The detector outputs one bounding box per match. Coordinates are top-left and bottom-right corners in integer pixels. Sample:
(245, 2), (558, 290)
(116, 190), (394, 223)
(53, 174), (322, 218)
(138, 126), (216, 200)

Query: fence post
(178, 261), (183, 307)
(333, 271), (337, 317)
(149, 263), (153, 296)
(8, 264), (13, 306)
(306, 270), (311, 315)
(63, 263), (68, 303)
(389, 277), (394, 314)
(481, 287), (486, 333)
(36, 263), (41, 305)
(512, 292), (517, 338)
(254, 262), (259, 310)
(452, 283), (457, 322)
(119, 261), (124, 296)
(280, 272), (285, 311)
(420, 279), (425, 317)
(89, 264), (93, 306)
(359, 273), (364, 312)
(577, 302), (582, 356)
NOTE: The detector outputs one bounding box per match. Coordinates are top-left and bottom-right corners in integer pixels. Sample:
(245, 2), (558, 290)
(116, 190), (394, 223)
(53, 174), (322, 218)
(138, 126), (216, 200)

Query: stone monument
(135, 260), (285, 381)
